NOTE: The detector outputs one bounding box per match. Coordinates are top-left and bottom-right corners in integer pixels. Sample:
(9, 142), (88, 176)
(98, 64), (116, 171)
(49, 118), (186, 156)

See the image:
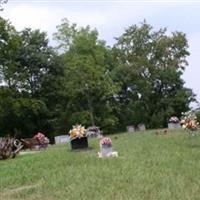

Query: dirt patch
(1, 181), (43, 199)
(19, 151), (40, 155)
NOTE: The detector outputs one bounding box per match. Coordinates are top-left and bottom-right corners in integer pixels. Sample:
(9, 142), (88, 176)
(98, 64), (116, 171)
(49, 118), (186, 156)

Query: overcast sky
(1, 0), (200, 106)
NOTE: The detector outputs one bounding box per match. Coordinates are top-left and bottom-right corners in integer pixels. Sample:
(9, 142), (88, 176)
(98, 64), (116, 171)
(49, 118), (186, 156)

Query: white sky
(1, 0), (200, 106)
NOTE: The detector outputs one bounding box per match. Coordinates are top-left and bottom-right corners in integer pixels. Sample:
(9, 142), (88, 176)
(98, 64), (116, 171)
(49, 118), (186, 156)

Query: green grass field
(1, 129), (200, 200)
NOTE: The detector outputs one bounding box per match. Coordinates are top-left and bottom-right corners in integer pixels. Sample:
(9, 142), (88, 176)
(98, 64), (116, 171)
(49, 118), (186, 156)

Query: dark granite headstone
(70, 137), (88, 150)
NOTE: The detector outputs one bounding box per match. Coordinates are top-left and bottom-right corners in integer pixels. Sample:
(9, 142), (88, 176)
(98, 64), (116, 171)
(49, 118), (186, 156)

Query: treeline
(0, 17), (195, 140)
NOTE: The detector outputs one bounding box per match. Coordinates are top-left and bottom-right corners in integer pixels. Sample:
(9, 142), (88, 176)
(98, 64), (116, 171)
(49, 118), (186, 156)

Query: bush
(196, 110), (200, 123)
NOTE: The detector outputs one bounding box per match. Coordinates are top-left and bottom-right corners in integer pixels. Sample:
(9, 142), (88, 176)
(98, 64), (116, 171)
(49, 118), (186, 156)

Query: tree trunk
(89, 111), (95, 126)
(85, 91), (95, 126)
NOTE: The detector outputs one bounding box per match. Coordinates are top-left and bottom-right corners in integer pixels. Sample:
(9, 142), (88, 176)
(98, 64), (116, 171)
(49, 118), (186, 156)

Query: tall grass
(1, 129), (200, 200)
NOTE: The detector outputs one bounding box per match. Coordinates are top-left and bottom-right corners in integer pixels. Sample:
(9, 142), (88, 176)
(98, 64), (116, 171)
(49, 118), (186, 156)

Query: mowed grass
(1, 130), (200, 200)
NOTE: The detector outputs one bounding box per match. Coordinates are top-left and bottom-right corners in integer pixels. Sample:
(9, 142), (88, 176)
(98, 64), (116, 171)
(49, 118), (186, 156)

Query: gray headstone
(138, 123), (146, 131)
(168, 123), (181, 129)
(100, 145), (113, 157)
(127, 125), (135, 132)
(54, 135), (69, 144)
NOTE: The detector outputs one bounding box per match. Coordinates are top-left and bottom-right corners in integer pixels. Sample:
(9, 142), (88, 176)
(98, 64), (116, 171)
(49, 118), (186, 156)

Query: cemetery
(0, 113), (200, 199)
(1, 127), (200, 200)
(0, 1), (200, 199)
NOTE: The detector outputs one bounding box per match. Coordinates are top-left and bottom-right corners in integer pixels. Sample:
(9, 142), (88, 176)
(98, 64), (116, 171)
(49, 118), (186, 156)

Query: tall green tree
(112, 21), (195, 128)
(14, 28), (65, 138)
(0, 86), (49, 138)
(0, 17), (20, 87)
(0, 0), (7, 11)
(0, 21), (65, 138)
(54, 19), (119, 132)
(13, 28), (54, 97)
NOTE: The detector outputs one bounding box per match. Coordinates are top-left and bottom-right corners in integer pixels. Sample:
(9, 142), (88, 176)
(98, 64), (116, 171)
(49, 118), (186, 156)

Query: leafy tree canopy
(112, 21), (195, 128)
(54, 19), (119, 132)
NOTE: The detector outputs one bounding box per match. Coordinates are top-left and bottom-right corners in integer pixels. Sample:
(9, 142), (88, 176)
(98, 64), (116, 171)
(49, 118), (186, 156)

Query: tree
(0, 16), (196, 136)
(0, 85), (52, 138)
(112, 21), (195, 128)
(0, 0), (7, 11)
(12, 28), (54, 97)
(0, 21), (65, 139)
(0, 17), (21, 87)
(196, 108), (200, 124)
(54, 19), (119, 132)
(13, 28), (65, 138)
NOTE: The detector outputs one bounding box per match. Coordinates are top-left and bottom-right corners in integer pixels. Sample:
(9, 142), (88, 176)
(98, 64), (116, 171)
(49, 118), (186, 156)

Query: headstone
(138, 123), (146, 131)
(100, 145), (113, 157)
(98, 139), (118, 158)
(168, 123), (181, 129)
(127, 125), (135, 132)
(70, 137), (88, 150)
(54, 135), (69, 144)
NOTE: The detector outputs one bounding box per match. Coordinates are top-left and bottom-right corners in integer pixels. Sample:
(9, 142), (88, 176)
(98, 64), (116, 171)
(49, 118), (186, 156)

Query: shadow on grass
(68, 147), (94, 152)
(187, 144), (200, 148)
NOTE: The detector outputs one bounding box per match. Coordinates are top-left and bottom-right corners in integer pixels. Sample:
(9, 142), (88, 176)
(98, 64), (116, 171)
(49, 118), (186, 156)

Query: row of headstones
(54, 122), (182, 144)
(127, 124), (146, 133)
(54, 124), (147, 142)
(127, 122), (181, 133)
(54, 127), (102, 145)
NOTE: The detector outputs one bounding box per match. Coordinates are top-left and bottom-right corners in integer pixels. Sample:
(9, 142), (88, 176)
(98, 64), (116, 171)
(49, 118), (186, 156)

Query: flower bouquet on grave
(168, 116), (181, 129)
(98, 137), (118, 158)
(169, 116), (180, 124)
(69, 124), (88, 149)
(33, 132), (49, 149)
(100, 137), (112, 148)
(69, 124), (86, 140)
(181, 111), (199, 135)
(86, 126), (102, 138)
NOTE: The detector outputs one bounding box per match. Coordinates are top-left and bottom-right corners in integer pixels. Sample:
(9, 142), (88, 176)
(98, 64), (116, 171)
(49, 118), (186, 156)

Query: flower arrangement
(69, 124), (86, 140)
(181, 111), (199, 132)
(169, 116), (180, 124)
(86, 126), (102, 137)
(100, 137), (112, 147)
(98, 137), (118, 158)
(34, 132), (49, 144)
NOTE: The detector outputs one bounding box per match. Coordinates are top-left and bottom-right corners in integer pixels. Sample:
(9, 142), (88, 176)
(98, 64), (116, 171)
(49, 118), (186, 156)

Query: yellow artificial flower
(69, 124), (86, 139)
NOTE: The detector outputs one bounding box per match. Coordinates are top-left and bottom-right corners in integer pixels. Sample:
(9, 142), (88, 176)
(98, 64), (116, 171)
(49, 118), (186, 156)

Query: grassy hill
(1, 129), (200, 200)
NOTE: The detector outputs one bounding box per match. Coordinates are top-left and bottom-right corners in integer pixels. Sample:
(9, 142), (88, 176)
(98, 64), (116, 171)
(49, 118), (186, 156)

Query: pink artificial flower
(100, 137), (112, 146)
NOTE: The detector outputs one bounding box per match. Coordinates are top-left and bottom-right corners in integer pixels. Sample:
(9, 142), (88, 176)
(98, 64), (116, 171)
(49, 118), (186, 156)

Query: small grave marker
(168, 123), (181, 129)
(138, 123), (146, 131)
(54, 135), (69, 144)
(127, 125), (135, 133)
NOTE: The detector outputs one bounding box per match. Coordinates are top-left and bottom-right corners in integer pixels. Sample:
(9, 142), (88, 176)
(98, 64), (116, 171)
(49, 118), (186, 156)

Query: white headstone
(54, 135), (69, 144)
(127, 125), (135, 132)
(168, 123), (181, 129)
(101, 145), (113, 157)
(138, 124), (146, 131)
(98, 144), (118, 158)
